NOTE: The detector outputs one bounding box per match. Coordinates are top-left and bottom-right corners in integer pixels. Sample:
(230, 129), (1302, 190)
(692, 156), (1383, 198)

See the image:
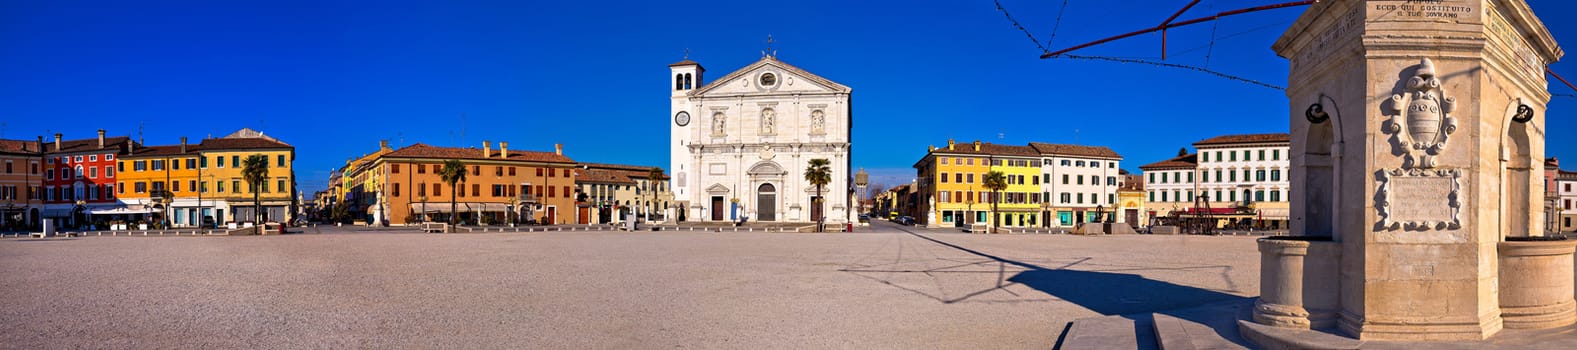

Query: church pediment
(693, 58), (851, 96)
(705, 183), (732, 194)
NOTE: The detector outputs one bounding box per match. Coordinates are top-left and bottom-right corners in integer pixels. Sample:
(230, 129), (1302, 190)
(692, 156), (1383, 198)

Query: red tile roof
(1029, 142), (1122, 159)
(1139, 153), (1198, 170)
(383, 143), (574, 164)
(121, 145), (191, 158)
(0, 139), (41, 155)
(45, 136), (134, 154)
(1193, 133), (1291, 146)
(196, 137), (293, 151)
(576, 168), (637, 185)
(929, 141), (1039, 157)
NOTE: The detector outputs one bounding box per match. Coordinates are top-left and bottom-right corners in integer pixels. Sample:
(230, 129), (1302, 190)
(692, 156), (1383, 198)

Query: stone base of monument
(1498, 237), (1577, 330)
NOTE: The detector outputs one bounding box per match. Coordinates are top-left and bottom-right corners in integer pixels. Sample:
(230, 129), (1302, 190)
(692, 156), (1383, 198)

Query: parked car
(895, 216), (915, 226)
(201, 216), (217, 229)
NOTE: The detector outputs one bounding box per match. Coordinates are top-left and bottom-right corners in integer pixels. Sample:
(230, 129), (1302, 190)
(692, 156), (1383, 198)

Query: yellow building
(913, 140), (1042, 229)
(196, 129), (296, 224)
(339, 140), (394, 224)
(989, 149), (1044, 228)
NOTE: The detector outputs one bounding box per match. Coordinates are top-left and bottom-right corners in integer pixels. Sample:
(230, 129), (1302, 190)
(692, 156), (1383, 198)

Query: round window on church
(759, 73), (777, 87)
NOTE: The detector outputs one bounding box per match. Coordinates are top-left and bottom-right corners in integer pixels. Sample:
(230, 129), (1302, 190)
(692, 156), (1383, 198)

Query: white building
(1031, 143), (1123, 226)
(1559, 170), (1576, 232)
(1140, 153), (1198, 222)
(1139, 133), (1293, 229)
(1193, 134), (1291, 228)
(668, 53), (852, 224)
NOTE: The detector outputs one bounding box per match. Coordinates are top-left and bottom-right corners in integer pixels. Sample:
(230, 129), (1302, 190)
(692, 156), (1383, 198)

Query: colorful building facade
(0, 138), (44, 230)
(370, 142), (579, 225)
(42, 131), (134, 227)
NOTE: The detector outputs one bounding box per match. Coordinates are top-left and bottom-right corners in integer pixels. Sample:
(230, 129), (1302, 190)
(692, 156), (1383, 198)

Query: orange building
(0, 138), (44, 230)
(370, 142), (579, 225)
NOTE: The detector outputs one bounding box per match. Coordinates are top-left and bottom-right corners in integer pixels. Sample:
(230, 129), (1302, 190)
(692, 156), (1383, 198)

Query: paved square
(1, 224), (1259, 349)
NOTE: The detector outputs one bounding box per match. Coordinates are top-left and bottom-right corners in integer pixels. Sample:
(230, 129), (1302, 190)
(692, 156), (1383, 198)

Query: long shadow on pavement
(890, 228), (1252, 348)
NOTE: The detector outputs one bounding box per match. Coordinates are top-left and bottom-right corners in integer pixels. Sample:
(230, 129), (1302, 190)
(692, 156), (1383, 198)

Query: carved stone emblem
(1384, 58), (1457, 168)
(1376, 168), (1462, 231)
(760, 145), (775, 160)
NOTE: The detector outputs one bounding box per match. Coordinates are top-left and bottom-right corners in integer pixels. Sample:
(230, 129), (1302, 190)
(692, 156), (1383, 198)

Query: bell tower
(669, 56), (704, 220)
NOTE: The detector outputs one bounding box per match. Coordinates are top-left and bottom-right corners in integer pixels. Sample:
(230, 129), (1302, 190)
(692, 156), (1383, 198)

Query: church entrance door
(711, 196), (725, 221)
(810, 196), (824, 223)
(757, 183), (776, 221)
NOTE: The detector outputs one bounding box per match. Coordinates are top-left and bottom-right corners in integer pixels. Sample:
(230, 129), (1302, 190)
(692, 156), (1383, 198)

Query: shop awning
(90, 207), (157, 215)
(408, 203), (516, 213)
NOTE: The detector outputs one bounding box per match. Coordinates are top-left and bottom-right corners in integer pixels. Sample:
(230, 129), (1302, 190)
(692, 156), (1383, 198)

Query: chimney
(180, 137), (188, 153)
(54, 133), (62, 152)
(500, 142), (509, 158)
(97, 129), (106, 149)
(380, 140), (389, 150)
(554, 143), (563, 156)
(973, 140), (981, 151)
(36, 136), (43, 154)
(947, 139), (955, 150)
(483, 141), (492, 158)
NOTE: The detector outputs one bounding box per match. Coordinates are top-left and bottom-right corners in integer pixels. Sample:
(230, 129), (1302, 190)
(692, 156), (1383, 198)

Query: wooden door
(711, 196), (724, 221)
(578, 207), (590, 224)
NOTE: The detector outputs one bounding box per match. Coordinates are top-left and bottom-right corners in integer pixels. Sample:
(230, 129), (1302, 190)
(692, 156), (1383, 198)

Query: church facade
(668, 54), (852, 224)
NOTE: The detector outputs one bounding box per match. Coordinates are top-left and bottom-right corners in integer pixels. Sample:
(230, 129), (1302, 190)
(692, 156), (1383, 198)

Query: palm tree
(241, 154), (270, 227)
(439, 159), (467, 225)
(804, 159), (831, 232)
(647, 167), (663, 222)
(982, 171), (1008, 234)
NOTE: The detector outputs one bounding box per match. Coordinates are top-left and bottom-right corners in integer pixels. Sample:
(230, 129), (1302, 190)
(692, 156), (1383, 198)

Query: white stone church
(668, 53), (852, 224)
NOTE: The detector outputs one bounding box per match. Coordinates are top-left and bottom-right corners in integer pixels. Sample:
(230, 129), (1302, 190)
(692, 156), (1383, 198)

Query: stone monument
(1254, 0), (1568, 343)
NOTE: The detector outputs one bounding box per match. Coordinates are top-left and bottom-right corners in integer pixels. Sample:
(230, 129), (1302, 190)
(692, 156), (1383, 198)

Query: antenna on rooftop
(138, 122), (145, 144)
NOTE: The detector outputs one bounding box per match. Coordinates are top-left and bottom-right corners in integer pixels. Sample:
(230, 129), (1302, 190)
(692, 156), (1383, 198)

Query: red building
(42, 130), (136, 227)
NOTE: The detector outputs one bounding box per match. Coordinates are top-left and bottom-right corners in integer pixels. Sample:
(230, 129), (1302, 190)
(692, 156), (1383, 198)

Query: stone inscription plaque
(1377, 168), (1462, 230)
(1390, 177), (1452, 222)
(1371, 1), (1476, 20)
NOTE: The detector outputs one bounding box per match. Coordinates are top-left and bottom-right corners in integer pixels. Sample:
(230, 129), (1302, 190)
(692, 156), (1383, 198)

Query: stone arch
(747, 161), (785, 176)
(1293, 93), (1345, 238)
(1500, 98), (1537, 237)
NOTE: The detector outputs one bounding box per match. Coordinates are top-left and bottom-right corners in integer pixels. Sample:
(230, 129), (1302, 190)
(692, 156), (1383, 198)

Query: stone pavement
(1, 222), (1261, 349)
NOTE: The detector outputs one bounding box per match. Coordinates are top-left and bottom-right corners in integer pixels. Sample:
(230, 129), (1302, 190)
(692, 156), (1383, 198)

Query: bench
(421, 223), (449, 233)
(969, 223), (991, 234)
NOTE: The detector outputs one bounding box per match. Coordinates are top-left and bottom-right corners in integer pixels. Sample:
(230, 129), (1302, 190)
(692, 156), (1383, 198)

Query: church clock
(674, 111), (691, 126)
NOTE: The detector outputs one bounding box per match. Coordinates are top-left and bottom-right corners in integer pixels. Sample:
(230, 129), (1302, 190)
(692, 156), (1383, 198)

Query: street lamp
(74, 199), (86, 229)
(418, 194), (428, 223)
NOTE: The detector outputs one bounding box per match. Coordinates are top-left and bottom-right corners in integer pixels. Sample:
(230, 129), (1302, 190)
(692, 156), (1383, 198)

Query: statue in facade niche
(712, 113), (726, 136)
(1385, 58), (1457, 168)
(810, 110), (825, 134)
(761, 109), (775, 134)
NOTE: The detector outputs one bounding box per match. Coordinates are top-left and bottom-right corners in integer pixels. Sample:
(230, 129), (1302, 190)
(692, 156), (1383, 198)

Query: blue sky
(3, 0), (1575, 193)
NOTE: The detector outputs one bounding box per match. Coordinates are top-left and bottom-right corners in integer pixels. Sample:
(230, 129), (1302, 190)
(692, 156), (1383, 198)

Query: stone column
(1256, 238), (1312, 328)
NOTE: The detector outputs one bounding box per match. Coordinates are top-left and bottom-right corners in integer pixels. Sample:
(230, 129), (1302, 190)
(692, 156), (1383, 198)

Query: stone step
(1058, 299), (1264, 350)
(1236, 320), (1361, 350)
(1060, 315), (1155, 350)
(1150, 299), (1255, 350)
